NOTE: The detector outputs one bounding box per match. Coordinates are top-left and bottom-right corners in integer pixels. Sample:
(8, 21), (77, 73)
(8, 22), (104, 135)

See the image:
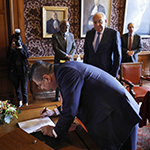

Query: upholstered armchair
(120, 62), (150, 104)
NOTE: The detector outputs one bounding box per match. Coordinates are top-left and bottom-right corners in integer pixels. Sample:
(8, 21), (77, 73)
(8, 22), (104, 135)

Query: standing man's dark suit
(52, 30), (76, 63)
(84, 27), (122, 77)
(84, 12), (122, 77)
(53, 61), (141, 150)
(121, 33), (142, 62)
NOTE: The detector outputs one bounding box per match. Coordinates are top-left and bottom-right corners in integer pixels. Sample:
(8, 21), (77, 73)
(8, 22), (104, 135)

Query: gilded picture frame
(80, 0), (112, 38)
(42, 6), (68, 38)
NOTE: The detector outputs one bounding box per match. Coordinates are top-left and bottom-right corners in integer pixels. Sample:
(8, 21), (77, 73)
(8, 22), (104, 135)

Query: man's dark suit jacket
(54, 61), (141, 150)
(52, 31), (76, 63)
(46, 18), (60, 34)
(121, 33), (142, 62)
(7, 35), (30, 81)
(83, 27), (122, 77)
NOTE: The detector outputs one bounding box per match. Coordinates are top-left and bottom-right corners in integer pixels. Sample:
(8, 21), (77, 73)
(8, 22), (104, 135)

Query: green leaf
(17, 109), (21, 114)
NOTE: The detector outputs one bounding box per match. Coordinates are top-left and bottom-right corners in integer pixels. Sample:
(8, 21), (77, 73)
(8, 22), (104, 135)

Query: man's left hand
(40, 125), (54, 137)
(127, 50), (134, 56)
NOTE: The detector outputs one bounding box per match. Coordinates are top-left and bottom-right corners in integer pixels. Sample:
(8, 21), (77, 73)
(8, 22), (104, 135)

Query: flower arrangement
(0, 100), (21, 124)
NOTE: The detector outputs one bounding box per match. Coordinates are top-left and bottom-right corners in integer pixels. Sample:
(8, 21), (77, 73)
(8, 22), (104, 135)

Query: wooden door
(0, 0), (14, 102)
(0, 0), (27, 105)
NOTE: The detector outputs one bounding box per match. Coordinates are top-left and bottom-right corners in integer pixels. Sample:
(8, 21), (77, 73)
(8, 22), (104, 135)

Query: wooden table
(0, 102), (101, 150)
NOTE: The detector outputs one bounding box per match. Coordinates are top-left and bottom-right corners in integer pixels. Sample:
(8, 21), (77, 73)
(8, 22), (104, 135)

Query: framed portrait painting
(80, 0), (112, 38)
(123, 0), (150, 38)
(42, 6), (68, 38)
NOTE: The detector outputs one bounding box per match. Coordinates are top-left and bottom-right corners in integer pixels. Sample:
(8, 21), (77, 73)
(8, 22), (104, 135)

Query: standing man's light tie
(95, 32), (100, 53)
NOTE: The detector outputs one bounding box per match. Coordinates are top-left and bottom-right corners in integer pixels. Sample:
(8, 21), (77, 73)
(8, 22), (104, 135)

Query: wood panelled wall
(0, 0), (8, 61)
(0, 0), (26, 105)
(0, 0), (13, 102)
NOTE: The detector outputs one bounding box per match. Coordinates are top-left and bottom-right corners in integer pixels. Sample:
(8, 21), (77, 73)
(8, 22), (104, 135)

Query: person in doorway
(7, 29), (30, 107)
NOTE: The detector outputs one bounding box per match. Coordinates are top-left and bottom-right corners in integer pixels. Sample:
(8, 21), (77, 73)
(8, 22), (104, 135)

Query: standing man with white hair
(83, 12), (122, 78)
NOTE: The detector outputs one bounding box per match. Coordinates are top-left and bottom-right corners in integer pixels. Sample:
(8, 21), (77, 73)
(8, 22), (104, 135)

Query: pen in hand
(41, 107), (47, 114)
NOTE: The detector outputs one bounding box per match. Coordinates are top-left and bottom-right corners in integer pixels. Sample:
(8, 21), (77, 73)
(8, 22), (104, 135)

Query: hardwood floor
(142, 80), (150, 88)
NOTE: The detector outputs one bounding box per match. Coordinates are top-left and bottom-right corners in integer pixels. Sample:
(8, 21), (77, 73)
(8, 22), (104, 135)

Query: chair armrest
(120, 78), (135, 96)
(121, 78), (134, 87)
(141, 75), (150, 81)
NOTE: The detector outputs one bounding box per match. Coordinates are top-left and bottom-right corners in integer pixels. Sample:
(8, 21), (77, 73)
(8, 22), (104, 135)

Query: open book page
(18, 117), (55, 134)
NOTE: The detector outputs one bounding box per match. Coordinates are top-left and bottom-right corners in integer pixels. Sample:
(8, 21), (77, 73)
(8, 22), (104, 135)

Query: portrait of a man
(80, 0), (112, 37)
(46, 12), (60, 34)
(42, 6), (68, 38)
(123, 0), (150, 37)
(83, 0), (106, 35)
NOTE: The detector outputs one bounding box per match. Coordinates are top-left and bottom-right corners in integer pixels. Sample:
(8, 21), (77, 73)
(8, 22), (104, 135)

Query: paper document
(18, 117), (55, 134)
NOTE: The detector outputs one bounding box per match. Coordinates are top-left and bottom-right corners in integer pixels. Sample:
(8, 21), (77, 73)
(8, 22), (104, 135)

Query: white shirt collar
(128, 32), (134, 36)
(96, 26), (105, 35)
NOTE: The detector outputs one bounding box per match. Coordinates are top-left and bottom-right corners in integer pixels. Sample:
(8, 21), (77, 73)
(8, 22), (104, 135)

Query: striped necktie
(128, 34), (132, 51)
(95, 32), (100, 53)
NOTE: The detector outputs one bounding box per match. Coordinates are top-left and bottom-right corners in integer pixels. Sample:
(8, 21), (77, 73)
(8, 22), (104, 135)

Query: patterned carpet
(137, 123), (150, 150)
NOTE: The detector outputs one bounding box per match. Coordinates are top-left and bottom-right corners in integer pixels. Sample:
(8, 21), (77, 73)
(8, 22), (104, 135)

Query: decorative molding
(9, 0), (15, 34)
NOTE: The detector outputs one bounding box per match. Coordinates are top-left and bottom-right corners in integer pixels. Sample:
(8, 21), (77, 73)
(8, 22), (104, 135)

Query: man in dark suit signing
(83, 12), (122, 78)
(30, 60), (141, 150)
(121, 22), (143, 62)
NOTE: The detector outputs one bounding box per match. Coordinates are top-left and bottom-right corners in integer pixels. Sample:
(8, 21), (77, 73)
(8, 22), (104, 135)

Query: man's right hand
(66, 55), (73, 61)
(127, 50), (134, 56)
(40, 108), (55, 117)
